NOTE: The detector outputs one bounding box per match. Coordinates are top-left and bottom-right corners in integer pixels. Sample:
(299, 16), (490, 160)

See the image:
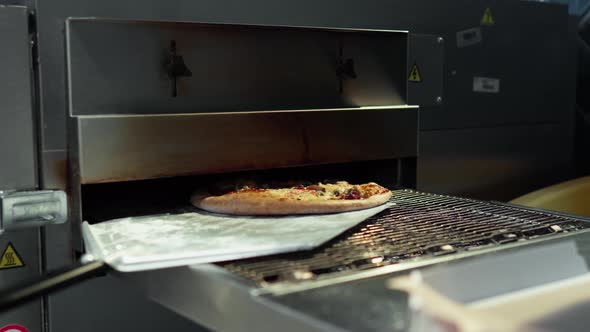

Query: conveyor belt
(221, 190), (590, 286)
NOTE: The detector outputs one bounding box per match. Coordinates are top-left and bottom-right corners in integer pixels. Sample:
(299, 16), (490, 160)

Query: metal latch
(0, 190), (67, 234)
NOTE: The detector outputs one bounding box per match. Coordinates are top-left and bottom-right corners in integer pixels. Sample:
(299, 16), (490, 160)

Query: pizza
(191, 181), (392, 215)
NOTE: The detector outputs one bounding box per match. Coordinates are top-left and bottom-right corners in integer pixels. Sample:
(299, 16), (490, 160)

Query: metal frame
(0, 6), (43, 332)
(118, 228), (590, 331)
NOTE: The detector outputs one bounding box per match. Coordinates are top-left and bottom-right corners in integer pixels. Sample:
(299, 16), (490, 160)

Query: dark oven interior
(79, 159), (410, 224)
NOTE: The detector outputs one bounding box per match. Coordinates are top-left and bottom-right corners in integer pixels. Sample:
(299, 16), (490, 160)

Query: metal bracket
(0, 190), (67, 234)
(406, 34), (445, 107)
(164, 40), (192, 97)
(336, 42), (357, 93)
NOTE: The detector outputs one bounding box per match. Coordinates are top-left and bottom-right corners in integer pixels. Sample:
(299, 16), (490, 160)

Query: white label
(456, 27), (482, 48)
(473, 77), (500, 93)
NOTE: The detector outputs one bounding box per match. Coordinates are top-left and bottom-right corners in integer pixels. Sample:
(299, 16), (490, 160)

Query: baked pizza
(191, 181), (392, 215)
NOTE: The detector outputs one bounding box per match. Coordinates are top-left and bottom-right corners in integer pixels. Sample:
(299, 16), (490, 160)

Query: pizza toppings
(343, 187), (361, 200)
(224, 182), (380, 201)
(306, 185), (326, 192)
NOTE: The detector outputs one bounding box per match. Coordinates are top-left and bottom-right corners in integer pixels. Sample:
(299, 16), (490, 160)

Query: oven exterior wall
(415, 6), (576, 200)
(0, 0), (571, 331)
(0, 6), (43, 332)
(0, 231), (42, 332)
(417, 123), (575, 202)
(0, 5), (37, 191)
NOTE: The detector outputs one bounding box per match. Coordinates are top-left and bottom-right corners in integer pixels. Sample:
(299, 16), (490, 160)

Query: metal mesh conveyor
(221, 190), (590, 286)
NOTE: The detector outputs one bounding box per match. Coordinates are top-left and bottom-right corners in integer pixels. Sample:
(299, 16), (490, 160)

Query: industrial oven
(0, 0), (583, 331)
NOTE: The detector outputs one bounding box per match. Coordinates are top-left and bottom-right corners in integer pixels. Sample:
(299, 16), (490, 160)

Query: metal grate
(221, 190), (590, 286)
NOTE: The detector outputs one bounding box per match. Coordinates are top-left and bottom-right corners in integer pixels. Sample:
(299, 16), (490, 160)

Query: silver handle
(0, 190), (67, 233)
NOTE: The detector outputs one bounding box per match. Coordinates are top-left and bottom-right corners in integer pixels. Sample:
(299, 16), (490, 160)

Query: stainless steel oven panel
(66, 19), (409, 116)
(71, 106), (418, 184)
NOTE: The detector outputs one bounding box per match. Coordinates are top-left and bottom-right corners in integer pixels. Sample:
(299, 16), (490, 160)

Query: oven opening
(80, 159), (404, 224)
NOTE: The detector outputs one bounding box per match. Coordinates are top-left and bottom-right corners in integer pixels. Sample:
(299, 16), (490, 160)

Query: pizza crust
(191, 190), (392, 216)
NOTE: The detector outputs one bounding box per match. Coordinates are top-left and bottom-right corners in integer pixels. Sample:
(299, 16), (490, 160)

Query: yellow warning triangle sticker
(481, 7), (494, 25)
(0, 243), (25, 269)
(408, 63), (422, 82)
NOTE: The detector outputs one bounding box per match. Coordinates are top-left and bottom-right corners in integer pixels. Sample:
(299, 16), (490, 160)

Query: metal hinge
(0, 190), (67, 235)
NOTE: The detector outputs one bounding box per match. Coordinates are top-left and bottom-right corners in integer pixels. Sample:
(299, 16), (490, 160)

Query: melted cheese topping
(232, 181), (389, 201)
